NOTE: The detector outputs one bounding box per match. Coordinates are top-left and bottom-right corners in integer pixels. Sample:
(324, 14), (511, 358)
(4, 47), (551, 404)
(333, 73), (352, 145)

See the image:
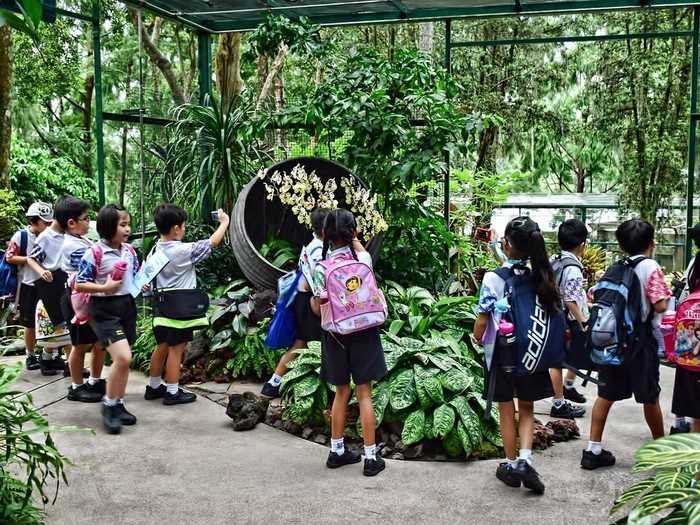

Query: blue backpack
(494, 265), (567, 375)
(0, 230), (28, 299)
(265, 270), (302, 350)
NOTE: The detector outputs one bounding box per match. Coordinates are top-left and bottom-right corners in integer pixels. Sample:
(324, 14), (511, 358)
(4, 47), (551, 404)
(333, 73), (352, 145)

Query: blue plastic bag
(266, 271), (303, 350)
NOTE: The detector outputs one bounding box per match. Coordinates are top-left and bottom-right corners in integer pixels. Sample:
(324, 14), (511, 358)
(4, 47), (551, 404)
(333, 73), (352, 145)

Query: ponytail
(321, 208), (356, 258)
(527, 230), (561, 314)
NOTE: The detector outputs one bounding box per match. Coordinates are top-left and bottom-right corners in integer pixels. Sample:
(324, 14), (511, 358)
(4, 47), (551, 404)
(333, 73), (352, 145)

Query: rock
(389, 434), (401, 446)
(391, 453), (404, 460)
(313, 434), (328, 445)
(251, 290), (276, 323)
(546, 419), (580, 442)
(273, 420), (283, 429)
(233, 413), (259, 431)
(302, 427), (314, 440)
(226, 391), (269, 431)
(434, 454), (447, 461)
(403, 444), (424, 460)
(183, 336), (208, 365)
(379, 446), (393, 458)
(532, 423), (555, 450)
(395, 440), (407, 452)
(379, 428), (392, 446)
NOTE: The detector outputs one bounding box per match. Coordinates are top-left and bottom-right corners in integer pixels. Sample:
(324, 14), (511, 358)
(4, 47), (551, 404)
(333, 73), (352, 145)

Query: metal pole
(687, 7), (699, 264)
(138, 10), (146, 254)
(92, 1), (105, 207)
(444, 19), (451, 229)
(197, 31), (212, 221)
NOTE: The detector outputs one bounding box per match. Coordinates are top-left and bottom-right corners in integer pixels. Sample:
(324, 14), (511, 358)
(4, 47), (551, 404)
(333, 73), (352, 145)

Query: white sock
(675, 416), (688, 427)
(587, 441), (602, 455)
(166, 383), (178, 395)
(149, 377), (163, 389)
(103, 397), (118, 407)
(42, 351), (52, 360)
(269, 373), (282, 386)
(564, 378), (575, 389)
(331, 437), (345, 456)
(364, 444), (377, 460)
(518, 448), (533, 465)
(552, 398), (564, 408)
(88, 376), (100, 386)
(52, 351), (59, 358)
(118, 398), (124, 405)
(71, 383), (81, 390)
(507, 457), (518, 467)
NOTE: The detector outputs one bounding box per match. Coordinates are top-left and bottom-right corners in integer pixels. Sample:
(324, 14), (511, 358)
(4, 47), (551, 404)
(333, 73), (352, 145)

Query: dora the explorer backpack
(669, 290), (700, 371)
(493, 265), (566, 375)
(588, 257), (647, 366)
(318, 251), (387, 335)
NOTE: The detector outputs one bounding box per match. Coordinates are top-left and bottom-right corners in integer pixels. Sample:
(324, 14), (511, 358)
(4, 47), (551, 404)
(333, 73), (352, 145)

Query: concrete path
(2, 354), (678, 525)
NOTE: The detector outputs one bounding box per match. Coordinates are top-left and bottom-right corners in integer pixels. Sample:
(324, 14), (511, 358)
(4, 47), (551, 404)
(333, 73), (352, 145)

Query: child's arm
(565, 301), (587, 328)
(26, 258), (52, 282)
(6, 254), (27, 266)
(653, 298), (669, 314)
(209, 209), (230, 248)
(474, 312), (490, 344)
(75, 276), (121, 295)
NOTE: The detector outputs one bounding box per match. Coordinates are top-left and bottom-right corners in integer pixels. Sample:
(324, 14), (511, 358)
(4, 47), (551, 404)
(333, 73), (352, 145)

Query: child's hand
(141, 283), (152, 293)
(103, 275), (122, 294)
(215, 209), (230, 226)
(40, 270), (53, 282)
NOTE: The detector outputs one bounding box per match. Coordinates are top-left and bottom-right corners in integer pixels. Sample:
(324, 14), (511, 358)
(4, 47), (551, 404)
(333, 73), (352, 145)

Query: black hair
(322, 208), (358, 260)
(311, 208), (330, 237)
(688, 223), (700, 293)
(615, 219), (654, 256)
(558, 219), (588, 251)
(154, 203), (188, 235)
(97, 204), (128, 241)
(505, 216), (560, 314)
(28, 216), (42, 226)
(54, 195), (90, 230)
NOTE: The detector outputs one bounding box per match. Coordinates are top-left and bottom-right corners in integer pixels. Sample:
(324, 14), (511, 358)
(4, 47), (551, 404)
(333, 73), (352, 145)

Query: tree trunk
(256, 53), (269, 100)
(274, 66), (285, 154)
(130, 11), (186, 106)
(215, 32), (244, 110)
(256, 44), (288, 112)
(418, 23), (434, 56)
(0, 27), (12, 189)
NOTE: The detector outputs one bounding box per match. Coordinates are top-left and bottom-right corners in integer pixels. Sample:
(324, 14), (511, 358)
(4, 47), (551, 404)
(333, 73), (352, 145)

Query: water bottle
(111, 260), (128, 281)
(497, 319), (518, 373)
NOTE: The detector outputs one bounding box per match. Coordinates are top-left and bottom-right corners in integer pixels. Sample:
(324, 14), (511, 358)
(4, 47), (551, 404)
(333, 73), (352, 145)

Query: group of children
(475, 215), (691, 495)
(6, 196), (229, 435)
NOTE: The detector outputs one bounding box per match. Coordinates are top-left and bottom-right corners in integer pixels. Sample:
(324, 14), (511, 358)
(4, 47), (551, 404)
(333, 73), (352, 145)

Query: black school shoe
(163, 388), (197, 405)
(144, 384), (167, 400)
(39, 358), (58, 376)
(363, 456), (386, 477)
(102, 404), (122, 435)
(581, 449), (616, 470)
(115, 403), (137, 425)
(326, 449), (361, 469)
(670, 420), (691, 434)
(87, 379), (106, 396)
(564, 386), (586, 404)
(496, 462), (521, 488)
(67, 384), (102, 403)
(261, 382), (280, 398)
(550, 401), (585, 419)
(26, 354), (40, 371)
(513, 459), (545, 494)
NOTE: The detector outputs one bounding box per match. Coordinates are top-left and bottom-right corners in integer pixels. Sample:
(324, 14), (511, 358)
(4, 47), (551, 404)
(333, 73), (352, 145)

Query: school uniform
(313, 246), (386, 386)
(478, 262), (554, 402)
(554, 251), (591, 369)
(294, 236), (323, 343)
(150, 239), (211, 346)
(672, 259), (700, 418)
(59, 234), (98, 346)
(28, 227), (67, 325)
(76, 240), (139, 347)
(6, 227), (38, 328)
(597, 256), (670, 404)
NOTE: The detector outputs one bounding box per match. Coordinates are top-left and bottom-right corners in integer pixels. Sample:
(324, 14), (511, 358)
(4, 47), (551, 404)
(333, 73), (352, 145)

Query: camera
(474, 227), (490, 242)
(211, 211), (219, 221)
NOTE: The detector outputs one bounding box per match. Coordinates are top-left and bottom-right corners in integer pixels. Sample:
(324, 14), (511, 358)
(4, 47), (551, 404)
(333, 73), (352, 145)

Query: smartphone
(474, 227), (490, 242)
(211, 211), (219, 221)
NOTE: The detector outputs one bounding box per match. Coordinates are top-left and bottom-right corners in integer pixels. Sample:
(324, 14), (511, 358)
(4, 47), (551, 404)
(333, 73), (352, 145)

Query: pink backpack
(318, 251), (387, 335)
(670, 290), (700, 372)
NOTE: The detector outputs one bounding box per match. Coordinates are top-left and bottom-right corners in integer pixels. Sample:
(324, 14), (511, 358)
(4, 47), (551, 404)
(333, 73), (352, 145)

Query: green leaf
(432, 403), (455, 439)
(655, 470), (694, 490)
(634, 488), (700, 522)
(292, 375), (320, 398)
(457, 422), (473, 457)
(634, 435), (700, 473)
(440, 368), (473, 393)
(401, 409), (426, 446)
(611, 478), (656, 515)
(450, 396), (482, 449)
(414, 366), (432, 409)
(424, 412), (435, 440)
(283, 395), (314, 424)
(389, 369), (417, 411)
(480, 418), (503, 448)
(442, 428), (462, 457)
(388, 320), (404, 335)
(279, 365), (314, 390)
(372, 381), (391, 426)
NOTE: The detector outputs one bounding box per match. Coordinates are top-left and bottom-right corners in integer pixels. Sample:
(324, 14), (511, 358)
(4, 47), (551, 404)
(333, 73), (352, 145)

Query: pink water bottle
(111, 260), (128, 281)
(497, 319), (517, 373)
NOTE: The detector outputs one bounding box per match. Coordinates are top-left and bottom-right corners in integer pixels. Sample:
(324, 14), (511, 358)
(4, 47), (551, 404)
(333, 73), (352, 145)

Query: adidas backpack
(588, 257), (647, 366)
(670, 290), (700, 372)
(493, 265), (566, 375)
(318, 250), (387, 335)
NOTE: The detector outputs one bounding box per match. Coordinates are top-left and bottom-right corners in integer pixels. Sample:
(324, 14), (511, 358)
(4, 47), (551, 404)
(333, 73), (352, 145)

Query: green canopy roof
(126, 0), (700, 33)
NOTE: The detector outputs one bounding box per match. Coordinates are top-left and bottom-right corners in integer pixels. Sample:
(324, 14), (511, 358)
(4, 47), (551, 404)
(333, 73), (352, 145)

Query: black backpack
(588, 257), (648, 366)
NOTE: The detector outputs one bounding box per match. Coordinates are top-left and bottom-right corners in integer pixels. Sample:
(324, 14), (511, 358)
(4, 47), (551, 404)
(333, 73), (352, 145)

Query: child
(670, 223), (700, 434)
(311, 209), (387, 477)
(144, 204), (229, 405)
(75, 204), (139, 435)
(261, 208), (329, 398)
(582, 219), (667, 470)
(549, 219), (588, 419)
(27, 196), (86, 376)
(5, 202), (53, 371)
(474, 216), (558, 494)
(59, 201), (106, 403)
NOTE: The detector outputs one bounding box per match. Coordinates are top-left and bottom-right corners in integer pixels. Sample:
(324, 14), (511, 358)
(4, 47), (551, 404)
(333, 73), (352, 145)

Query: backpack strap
(553, 252), (583, 287)
(19, 229), (28, 257)
(91, 244), (103, 275)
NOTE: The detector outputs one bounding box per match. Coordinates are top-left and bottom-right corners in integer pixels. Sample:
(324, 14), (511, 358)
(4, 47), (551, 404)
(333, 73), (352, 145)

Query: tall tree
(215, 33), (244, 109)
(0, 26), (11, 188)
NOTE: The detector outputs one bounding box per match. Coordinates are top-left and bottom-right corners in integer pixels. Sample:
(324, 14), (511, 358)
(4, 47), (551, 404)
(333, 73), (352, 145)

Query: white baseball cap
(26, 202), (53, 222)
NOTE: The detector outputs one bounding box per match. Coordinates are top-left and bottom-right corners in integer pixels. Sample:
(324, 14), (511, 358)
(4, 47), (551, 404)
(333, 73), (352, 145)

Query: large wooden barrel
(231, 157), (382, 291)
